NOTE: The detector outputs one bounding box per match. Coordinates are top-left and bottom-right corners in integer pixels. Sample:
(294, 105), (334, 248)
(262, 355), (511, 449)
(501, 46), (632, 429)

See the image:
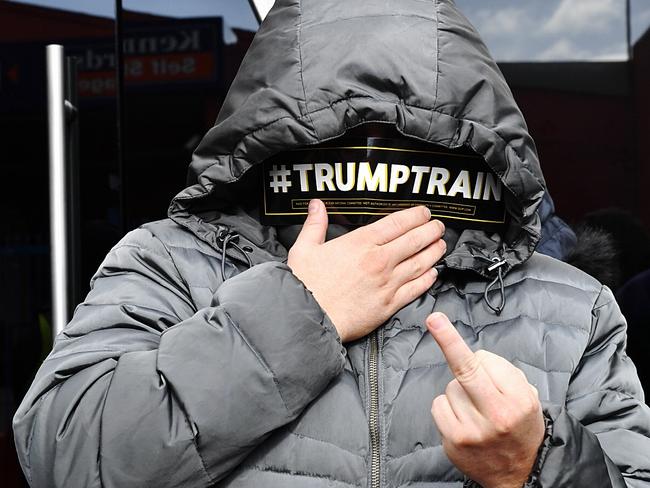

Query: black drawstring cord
(484, 257), (507, 315)
(218, 230), (253, 281)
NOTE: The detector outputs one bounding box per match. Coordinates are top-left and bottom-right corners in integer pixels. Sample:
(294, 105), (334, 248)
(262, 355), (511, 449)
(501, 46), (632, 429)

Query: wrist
(463, 413), (553, 488)
(464, 476), (525, 488)
(467, 452), (539, 488)
(331, 320), (350, 343)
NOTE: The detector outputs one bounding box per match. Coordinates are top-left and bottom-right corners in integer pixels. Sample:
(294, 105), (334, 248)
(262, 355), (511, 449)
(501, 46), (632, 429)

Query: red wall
(511, 87), (634, 224)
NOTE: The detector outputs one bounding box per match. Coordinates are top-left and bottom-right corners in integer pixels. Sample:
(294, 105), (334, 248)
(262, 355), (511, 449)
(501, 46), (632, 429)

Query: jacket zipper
(368, 330), (381, 488)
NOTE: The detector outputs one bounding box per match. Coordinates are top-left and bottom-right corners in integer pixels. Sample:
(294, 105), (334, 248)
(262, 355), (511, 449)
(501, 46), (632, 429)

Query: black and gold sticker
(260, 137), (506, 231)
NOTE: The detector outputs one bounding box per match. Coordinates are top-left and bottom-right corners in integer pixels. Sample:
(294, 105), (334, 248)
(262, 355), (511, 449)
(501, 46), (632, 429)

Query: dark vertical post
(626, 0), (633, 62)
(64, 56), (81, 311)
(626, 0), (639, 219)
(248, 0), (264, 24)
(114, 0), (126, 236)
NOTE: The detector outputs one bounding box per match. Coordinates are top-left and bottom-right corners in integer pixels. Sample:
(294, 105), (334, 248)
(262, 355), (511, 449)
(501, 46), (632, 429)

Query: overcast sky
(9, 0), (650, 61)
(457, 0), (650, 61)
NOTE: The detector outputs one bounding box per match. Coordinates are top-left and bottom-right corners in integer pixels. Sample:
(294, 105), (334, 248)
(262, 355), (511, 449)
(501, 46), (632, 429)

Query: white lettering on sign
(411, 166), (431, 193)
(122, 29), (201, 55)
(268, 165), (293, 193)
(267, 162), (503, 201)
(315, 164), (336, 191)
(483, 173), (502, 201)
(78, 29), (203, 71)
(473, 172), (485, 200)
(389, 165), (411, 193)
(447, 170), (472, 199)
(335, 162), (356, 191)
(294, 164), (313, 191)
(357, 163), (388, 192)
(427, 168), (450, 196)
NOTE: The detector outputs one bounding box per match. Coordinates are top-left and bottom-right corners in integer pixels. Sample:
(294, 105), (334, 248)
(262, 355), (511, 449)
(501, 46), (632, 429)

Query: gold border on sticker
(264, 194), (506, 225)
(291, 198), (477, 217)
(286, 145), (483, 159)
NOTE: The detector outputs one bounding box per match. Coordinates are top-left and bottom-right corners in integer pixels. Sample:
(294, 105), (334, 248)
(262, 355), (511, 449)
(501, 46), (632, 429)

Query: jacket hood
(168, 0), (546, 278)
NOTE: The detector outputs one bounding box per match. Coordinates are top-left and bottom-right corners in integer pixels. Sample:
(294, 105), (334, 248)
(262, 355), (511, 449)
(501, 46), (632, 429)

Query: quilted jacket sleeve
(535, 285), (650, 487)
(12, 227), (345, 487)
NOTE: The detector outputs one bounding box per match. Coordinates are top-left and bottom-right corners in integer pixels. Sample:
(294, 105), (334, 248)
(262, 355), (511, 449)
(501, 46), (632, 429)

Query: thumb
(295, 199), (328, 246)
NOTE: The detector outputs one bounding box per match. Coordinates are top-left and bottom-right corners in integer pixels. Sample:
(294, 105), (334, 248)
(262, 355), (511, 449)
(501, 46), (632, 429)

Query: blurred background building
(1, 1), (650, 485)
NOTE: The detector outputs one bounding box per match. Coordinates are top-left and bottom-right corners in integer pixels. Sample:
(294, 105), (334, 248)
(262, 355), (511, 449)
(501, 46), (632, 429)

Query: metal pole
(625, 0), (639, 223)
(46, 44), (68, 337)
(626, 0), (633, 62)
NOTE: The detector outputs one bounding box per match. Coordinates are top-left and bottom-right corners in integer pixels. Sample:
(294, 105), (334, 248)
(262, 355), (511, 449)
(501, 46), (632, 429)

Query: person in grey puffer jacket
(13, 1), (650, 487)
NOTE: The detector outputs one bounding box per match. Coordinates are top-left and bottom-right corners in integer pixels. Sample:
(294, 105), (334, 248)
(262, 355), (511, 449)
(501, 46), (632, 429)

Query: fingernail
(435, 220), (446, 236)
(430, 267), (438, 279)
(308, 199), (318, 215)
(427, 312), (446, 331)
(423, 206), (432, 220)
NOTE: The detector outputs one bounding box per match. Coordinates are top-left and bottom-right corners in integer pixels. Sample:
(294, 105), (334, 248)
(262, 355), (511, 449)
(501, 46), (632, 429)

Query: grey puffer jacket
(14, 0), (650, 487)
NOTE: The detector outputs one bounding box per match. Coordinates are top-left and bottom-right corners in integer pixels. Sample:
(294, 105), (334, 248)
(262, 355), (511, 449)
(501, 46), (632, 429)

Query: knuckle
(402, 281), (419, 302)
(407, 232), (422, 251)
(410, 258), (424, 276)
(453, 356), (481, 383)
(517, 368), (529, 382)
(381, 291), (395, 308)
(474, 349), (500, 365)
(491, 410), (515, 435)
(396, 271), (434, 308)
(448, 430), (465, 446)
(473, 429), (489, 445)
(376, 273), (391, 289)
(427, 245), (442, 264)
(474, 349), (489, 361)
(406, 276), (433, 304)
(414, 275), (432, 296)
(445, 379), (459, 397)
(453, 429), (480, 448)
(363, 248), (389, 274)
(523, 392), (541, 414)
(387, 213), (406, 236)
